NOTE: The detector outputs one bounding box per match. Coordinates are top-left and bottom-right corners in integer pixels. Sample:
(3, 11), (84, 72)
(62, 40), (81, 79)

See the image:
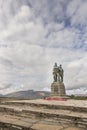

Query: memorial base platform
(44, 96), (68, 101)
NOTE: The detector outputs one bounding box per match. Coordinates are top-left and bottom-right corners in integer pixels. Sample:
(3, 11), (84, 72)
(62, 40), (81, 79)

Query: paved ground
(32, 124), (84, 130)
(8, 99), (87, 108)
(0, 99), (87, 130)
(0, 113), (85, 130)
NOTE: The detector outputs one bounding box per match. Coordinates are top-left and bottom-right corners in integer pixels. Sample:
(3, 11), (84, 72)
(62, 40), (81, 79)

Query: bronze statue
(53, 63), (58, 82)
(59, 64), (64, 82)
(53, 63), (64, 82)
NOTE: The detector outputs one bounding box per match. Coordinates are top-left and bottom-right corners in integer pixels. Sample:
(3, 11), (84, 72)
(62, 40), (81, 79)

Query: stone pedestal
(50, 82), (66, 97)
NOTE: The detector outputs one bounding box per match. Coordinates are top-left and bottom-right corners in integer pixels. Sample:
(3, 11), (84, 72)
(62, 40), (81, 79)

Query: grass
(68, 95), (87, 100)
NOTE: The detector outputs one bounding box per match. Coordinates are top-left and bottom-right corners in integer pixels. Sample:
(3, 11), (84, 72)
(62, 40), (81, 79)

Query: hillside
(5, 90), (50, 99)
(0, 94), (4, 97)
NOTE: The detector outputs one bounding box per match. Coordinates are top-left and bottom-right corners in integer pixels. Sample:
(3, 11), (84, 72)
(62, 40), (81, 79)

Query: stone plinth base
(51, 82), (66, 97)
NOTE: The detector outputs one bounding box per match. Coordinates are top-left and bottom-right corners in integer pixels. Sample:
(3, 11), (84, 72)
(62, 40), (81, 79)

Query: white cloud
(0, 0), (87, 95)
(67, 0), (87, 26)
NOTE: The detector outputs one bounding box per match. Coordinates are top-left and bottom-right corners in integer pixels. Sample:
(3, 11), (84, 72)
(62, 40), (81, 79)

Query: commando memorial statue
(53, 63), (64, 83)
(51, 63), (66, 97)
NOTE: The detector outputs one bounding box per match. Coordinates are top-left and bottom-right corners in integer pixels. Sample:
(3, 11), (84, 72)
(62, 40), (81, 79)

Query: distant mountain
(0, 94), (4, 97)
(5, 90), (50, 99)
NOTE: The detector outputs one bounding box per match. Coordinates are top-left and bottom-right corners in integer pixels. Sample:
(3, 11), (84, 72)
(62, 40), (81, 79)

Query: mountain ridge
(5, 89), (50, 99)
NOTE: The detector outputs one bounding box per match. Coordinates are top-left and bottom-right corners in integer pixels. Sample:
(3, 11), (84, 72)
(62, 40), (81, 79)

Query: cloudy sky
(0, 0), (87, 95)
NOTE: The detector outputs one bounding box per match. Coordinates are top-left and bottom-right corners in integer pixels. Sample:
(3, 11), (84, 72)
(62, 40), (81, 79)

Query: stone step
(1, 99), (87, 113)
(0, 99), (87, 129)
(0, 104), (87, 129)
(0, 114), (33, 129)
(0, 104), (87, 118)
(0, 114), (84, 130)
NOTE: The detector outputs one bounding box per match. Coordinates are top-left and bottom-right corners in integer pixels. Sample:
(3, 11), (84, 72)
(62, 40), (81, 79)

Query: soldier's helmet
(54, 62), (57, 67)
(60, 64), (62, 67)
